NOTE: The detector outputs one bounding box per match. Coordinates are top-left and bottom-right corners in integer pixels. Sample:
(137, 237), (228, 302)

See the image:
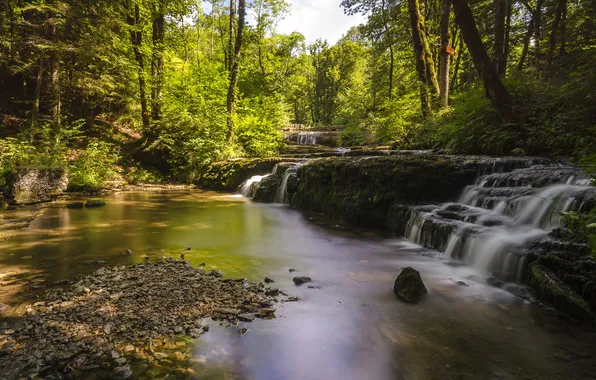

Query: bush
(236, 95), (287, 157)
(68, 140), (121, 190)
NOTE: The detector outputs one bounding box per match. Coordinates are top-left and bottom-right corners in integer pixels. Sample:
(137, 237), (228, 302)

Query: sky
(201, 1), (367, 45)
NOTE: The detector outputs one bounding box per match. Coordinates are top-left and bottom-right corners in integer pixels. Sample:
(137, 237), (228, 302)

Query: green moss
(196, 157), (287, 191)
(529, 264), (594, 324)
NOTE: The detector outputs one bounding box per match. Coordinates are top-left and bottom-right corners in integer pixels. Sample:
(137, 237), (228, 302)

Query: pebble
(112, 366), (133, 379)
(293, 276), (312, 285)
(264, 277), (275, 283)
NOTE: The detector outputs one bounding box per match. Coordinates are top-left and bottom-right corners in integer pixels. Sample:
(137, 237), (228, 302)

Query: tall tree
(493, 0), (506, 76)
(451, 0), (515, 120)
(546, 0), (566, 72)
(151, 1), (165, 124)
(228, 0), (235, 71)
(439, 0), (451, 106)
(126, 1), (150, 132)
(408, 0), (439, 114)
(226, 0), (246, 142)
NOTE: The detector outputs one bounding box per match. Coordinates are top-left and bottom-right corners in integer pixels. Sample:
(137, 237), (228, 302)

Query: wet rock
(112, 366), (132, 379)
(240, 328), (248, 335)
(457, 281), (470, 287)
(529, 264), (595, 323)
(486, 277), (503, 288)
(289, 268), (297, 273)
(84, 260), (106, 265)
(4, 167), (68, 205)
(66, 202), (84, 209)
(264, 277), (274, 283)
(293, 276), (311, 285)
(238, 313), (255, 322)
(393, 267), (427, 303)
(53, 280), (70, 286)
(0, 303), (9, 312)
(85, 200), (106, 208)
(125, 249), (132, 256)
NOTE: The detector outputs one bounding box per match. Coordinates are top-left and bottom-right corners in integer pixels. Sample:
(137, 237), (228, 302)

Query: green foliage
(560, 210), (596, 260)
(68, 140), (121, 190)
(124, 166), (164, 185)
(236, 95), (287, 157)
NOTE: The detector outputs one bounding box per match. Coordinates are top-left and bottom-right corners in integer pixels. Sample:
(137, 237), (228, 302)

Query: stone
(393, 267), (427, 303)
(4, 167), (68, 205)
(125, 249), (133, 256)
(289, 268), (297, 273)
(238, 313), (255, 322)
(66, 202), (85, 209)
(112, 366), (133, 379)
(85, 200), (106, 208)
(486, 277), (503, 288)
(264, 277), (274, 283)
(293, 276), (311, 285)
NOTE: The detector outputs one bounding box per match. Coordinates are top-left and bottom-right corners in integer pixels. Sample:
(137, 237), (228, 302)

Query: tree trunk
(546, 0), (566, 71)
(388, 45), (394, 99)
(211, 3), (215, 59)
(451, 0), (516, 121)
(381, 0), (394, 99)
(534, 0), (544, 67)
(493, 0), (506, 76)
(439, 0), (451, 107)
(408, 0), (439, 115)
(503, 0), (512, 75)
(559, 2), (566, 56)
(450, 34), (462, 93)
(226, 0), (245, 143)
(48, 8), (61, 147)
(31, 55), (44, 142)
(228, 0), (236, 72)
(151, 3), (165, 123)
(517, 17), (534, 71)
(127, 3), (150, 132)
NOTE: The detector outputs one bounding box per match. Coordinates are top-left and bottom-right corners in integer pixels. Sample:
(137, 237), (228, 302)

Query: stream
(1, 190), (596, 379)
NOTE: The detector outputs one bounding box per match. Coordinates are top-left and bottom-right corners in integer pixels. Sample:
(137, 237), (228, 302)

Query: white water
(274, 164), (302, 204)
(297, 132), (320, 145)
(406, 164), (594, 281)
(239, 175), (269, 198)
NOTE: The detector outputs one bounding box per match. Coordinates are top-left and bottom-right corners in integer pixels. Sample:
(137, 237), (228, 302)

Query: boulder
(293, 276), (312, 285)
(5, 168), (68, 205)
(393, 267), (427, 303)
(85, 200), (106, 208)
(66, 202), (85, 209)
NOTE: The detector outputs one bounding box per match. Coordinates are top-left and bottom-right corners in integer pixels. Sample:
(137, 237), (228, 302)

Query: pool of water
(1, 190), (596, 379)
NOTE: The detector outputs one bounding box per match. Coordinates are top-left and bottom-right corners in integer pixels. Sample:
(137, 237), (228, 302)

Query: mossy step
(529, 264), (595, 324)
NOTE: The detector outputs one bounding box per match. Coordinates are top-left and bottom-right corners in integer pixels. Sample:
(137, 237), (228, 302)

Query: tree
(439, 0), (451, 106)
(226, 0), (246, 142)
(451, 0), (515, 120)
(408, 0), (439, 114)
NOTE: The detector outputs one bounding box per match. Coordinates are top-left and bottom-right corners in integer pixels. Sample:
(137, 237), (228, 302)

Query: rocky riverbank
(0, 258), (290, 379)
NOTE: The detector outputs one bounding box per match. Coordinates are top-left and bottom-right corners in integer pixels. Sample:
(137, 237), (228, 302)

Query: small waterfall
(405, 164), (594, 282)
(297, 132), (320, 145)
(239, 175), (269, 198)
(274, 164), (302, 204)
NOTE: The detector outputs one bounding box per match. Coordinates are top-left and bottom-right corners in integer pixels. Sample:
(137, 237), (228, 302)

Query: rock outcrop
(4, 168), (68, 205)
(196, 158), (287, 192)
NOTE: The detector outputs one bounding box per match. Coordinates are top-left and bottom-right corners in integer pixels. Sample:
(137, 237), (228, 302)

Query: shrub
(68, 140), (121, 190)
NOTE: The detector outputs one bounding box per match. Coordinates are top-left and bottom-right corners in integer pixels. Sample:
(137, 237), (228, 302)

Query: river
(1, 190), (595, 379)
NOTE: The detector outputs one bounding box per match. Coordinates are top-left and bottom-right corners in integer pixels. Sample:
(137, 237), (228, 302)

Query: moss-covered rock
(196, 158), (287, 192)
(5, 168), (68, 205)
(529, 264), (595, 324)
(289, 155), (485, 229)
(393, 267), (428, 303)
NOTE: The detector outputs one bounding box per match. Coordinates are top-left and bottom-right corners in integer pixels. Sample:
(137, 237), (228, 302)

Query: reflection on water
(1, 190), (596, 379)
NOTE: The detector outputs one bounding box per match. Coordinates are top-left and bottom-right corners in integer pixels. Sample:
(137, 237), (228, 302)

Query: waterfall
(405, 164), (594, 282)
(274, 164), (302, 204)
(296, 132), (320, 145)
(238, 175), (269, 198)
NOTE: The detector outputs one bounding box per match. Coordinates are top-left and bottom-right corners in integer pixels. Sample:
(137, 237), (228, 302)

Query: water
(406, 165), (595, 281)
(296, 132), (319, 145)
(274, 164), (302, 204)
(1, 191), (596, 379)
(239, 175), (269, 198)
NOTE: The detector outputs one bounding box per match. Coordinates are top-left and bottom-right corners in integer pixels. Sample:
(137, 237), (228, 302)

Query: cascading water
(406, 164), (595, 282)
(274, 164), (302, 204)
(296, 132), (320, 145)
(238, 175), (269, 198)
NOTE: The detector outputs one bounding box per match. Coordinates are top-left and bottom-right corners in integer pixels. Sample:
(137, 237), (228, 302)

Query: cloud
(277, 0), (366, 44)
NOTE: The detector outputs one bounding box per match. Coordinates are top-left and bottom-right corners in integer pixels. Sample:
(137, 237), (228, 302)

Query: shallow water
(1, 191), (596, 380)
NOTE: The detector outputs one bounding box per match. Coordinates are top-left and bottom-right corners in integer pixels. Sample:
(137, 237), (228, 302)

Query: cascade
(238, 175), (269, 198)
(274, 164), (302, 204)
(405, 163), (594, 282)
(296, 132), (320, 145)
